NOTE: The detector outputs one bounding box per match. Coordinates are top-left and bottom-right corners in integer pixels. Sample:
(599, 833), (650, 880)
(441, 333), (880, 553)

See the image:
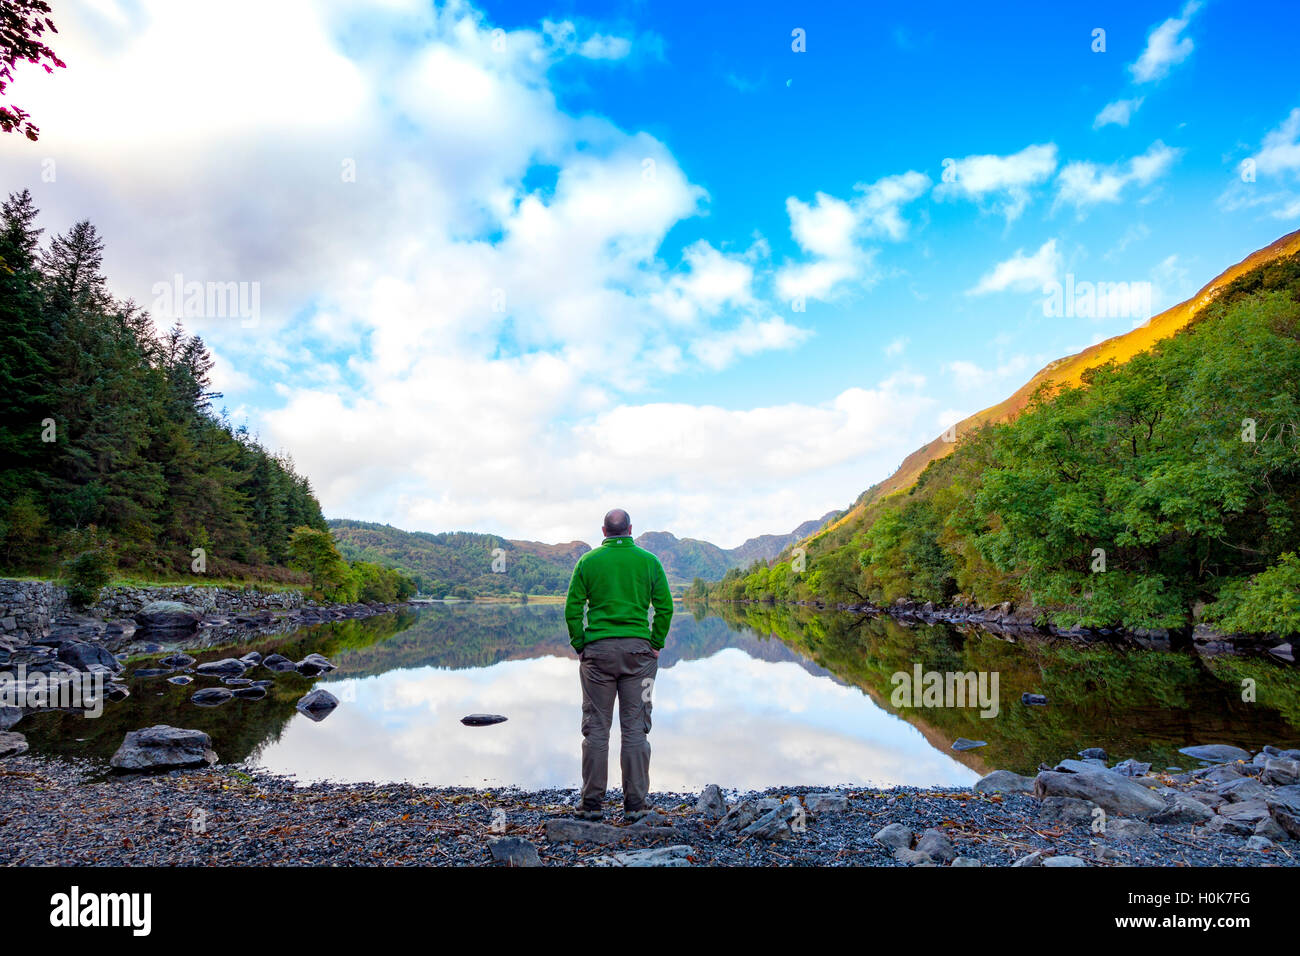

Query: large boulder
(56, 641), (123, 673)
(195, 658), (247, 677)
(109, 725), (217, 770)
(1178, 744), (1251, 765)
(695, 784), (727, 819)
(133, 601), (202, 631)
(1034, 769), (1167, 818)
(295, 688), (339, 722)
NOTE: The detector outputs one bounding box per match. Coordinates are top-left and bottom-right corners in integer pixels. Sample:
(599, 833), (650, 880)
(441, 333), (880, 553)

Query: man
(564, 508), (673, 821)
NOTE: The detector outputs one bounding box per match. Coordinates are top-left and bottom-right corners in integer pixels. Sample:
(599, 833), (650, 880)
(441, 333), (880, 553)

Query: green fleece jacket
(565, 536), (674, 651)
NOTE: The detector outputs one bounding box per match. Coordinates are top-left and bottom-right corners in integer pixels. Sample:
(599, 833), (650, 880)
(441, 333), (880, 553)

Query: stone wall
(0, 579), (309, 648)
(0, 579), (66, 645)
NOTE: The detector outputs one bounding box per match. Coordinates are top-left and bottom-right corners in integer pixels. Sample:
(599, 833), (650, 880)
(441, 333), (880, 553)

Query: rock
(1078, 748), (1108, 761)
(191, 687), (232, 707)
(158, 653), (196, 668)
(0, 705), (22, 731)
(1265, 785), (1300, 815)
(804, 792), (848, 814)
(1178, 744), (1251, 765)
(716, 800), (760, 833)
(1150, 794), (1215, 825)
(1106, 818), (1151, 841)
(1012, 851), (1045, 866)
(1245, 835), (1275, 851)
(296, 688), (339, 722)
(1254, 817), (1288, 843)
(1042, 855), (1088, 867)
(263, 654), (298, 673)
(1054, 758), (1108, 773)
(1272, 808), (1300, 841)
(1205, 815), (1254, 837)
(951, 857), (982, 867)
(893, 848), (937, 866)
(1037, 796), (1098, 827)
(232, 686), (266, 700)
(460, 714), (507, 726)
(0, 731), (28, 758)
(874, 823), (913, 851)
(1263, 758), (1300, 787)
(134, 601), (202, 631)
(693, 784), (726, 819)
(1112, 759), (1152, 777)
(1034, 769), (1167, 818)
(1021, 693), (1048, 706)
(739, 798), (803, 841)
(587, 845), (693, 867)
(296, 653), (335, 676)
(488, 836), (542, 867)
(167, 675), (193, 685)
(1215, 777), (1268, 803)
(239, 651), (263, 667)
(195, 658), (247, 677)
(952, 738), (986, 751)
(974, 769), (1036, 794)
(1217, 799), (1271, 827)
(56, 641), (122, 673)
(915, 827), (956, 863)
(544, 818), (682, 845)
(109, 725), (217, 770)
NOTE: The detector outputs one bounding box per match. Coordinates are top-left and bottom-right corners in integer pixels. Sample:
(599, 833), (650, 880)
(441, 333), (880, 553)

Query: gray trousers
(579, 637), (658, 810)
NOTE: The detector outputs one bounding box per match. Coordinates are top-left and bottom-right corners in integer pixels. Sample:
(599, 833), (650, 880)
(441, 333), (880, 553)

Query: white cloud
(1054, 141), (1179, 211)
(884, 336), (908, 358)
(1094, 97), (1145, 129)
(775, 170), (929, 301)
(1130, 2), (1201, 83)
(4, 0), (879, 546)
(967, 239), (1061, 295)
(1254, 107), (1300, 176)
(932, 143), (1058, 221)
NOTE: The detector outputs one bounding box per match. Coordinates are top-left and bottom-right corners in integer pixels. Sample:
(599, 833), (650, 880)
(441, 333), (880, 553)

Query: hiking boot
(574, 806), (604, 821)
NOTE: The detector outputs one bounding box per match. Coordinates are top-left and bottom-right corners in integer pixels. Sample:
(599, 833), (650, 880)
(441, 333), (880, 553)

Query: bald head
(602, 508), (632, 537)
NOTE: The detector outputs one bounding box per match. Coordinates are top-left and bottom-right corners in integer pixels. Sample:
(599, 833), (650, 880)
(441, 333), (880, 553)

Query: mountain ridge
(803, 228), (1300, 553)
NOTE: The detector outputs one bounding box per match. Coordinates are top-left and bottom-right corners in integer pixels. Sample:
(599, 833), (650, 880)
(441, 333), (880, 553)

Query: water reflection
(21, 601), (1300, 790)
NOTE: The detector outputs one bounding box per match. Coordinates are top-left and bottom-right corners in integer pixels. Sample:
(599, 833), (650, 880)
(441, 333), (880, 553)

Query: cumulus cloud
(1054, 141), (1180, 211)
(932, 143), (1058, 221)
(1130, 2), (1201, 83)
(775, 171), (929, 302)
(5, 0), (908, 544)
(967, 240), (1061, 295)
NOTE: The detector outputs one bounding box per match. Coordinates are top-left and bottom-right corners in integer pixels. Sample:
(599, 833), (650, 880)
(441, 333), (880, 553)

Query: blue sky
(4, 0), (1299, 546)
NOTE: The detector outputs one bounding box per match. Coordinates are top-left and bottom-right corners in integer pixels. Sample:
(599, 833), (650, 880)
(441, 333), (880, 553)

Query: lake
(21, 601), (1300, 791)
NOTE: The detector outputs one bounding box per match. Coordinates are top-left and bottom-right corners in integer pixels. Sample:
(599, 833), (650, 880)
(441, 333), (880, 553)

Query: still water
(23, 602), (1300, 790)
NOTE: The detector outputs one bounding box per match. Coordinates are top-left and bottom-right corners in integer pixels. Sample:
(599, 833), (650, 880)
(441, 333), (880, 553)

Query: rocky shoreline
(2, 741), (1298, 866)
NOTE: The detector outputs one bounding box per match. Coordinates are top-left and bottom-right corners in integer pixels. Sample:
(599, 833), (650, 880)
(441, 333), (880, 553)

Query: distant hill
(636, 511), (841, 585)
(327, 519), (589, 598)
(329, 512), (842, 595)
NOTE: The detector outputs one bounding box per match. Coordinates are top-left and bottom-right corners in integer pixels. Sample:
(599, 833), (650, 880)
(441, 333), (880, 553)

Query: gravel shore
(1, 753), (1295, 867)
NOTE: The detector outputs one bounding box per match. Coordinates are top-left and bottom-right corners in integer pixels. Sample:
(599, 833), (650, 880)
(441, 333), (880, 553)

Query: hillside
(0, 191), (327, 586)
(811, 228), (1300, 549)
(637, 511), (840, 585)
(711, 237), (1300, 638)
(327, 519), (589, 598)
